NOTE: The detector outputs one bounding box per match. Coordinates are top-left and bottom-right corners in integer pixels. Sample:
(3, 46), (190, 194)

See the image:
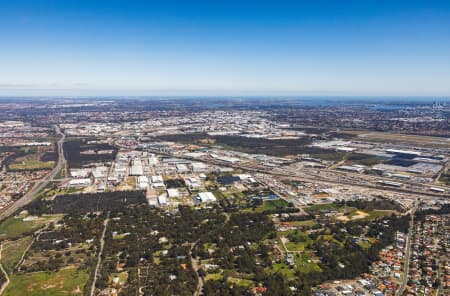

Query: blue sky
(1, 0), (450, 96)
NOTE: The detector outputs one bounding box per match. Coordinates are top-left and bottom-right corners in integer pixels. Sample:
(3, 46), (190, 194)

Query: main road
(396, 207), (415, 296)
(0, 125), (66, 221)
(90, 213), (110, 296)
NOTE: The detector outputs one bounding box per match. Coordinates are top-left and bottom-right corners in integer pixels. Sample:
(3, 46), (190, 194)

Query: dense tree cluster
(165, 178), (186, 188)
(63, 139), (118, 168)
(153, 133), (313, 156)
(336, 198), (404, 212)
(25, 191), (147, 215)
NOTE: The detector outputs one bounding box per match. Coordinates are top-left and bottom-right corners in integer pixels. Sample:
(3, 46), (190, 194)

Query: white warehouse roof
(197, 192), (217, 203)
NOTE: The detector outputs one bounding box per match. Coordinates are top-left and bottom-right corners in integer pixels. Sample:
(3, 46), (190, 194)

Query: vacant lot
(305, 203), (394, 222)
(1, 236), (33, 274)
(9, 159), (54, 171)
(0, 214), (62, 241)
(243, 199), (290, 213)
(304, 203), (341, 212)
(3, 266), (88, 296)
(63, 140), (117, 168)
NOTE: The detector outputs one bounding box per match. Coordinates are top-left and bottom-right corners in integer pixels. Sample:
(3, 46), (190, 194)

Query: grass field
(212, 188), (246, 201)
(285, 238), (311, 252)
(0, 214), (63, 241)
(212, 190), (226, 200)
(285, 241), (309, 252)
(358, 241), (372, 249)
(245, 199), (289, 213)
(319, 234), (344, 246)
(289, 220), (317, 227)
(277, 229), (313, 252)
(364, 210), (394, 220)
(304, 203), (340, 212)
(227, 277), (254, 287)
(270, 237), (322, 277)
(9, 160), (54, 171)
(204, 273), (223, 281)
(111, 271), (128, 285)
(37, 184), (81, 199)
(1, 236), (33, 274)
(270, 262), (295, 278)
(3, 266), (88, 296)
(294, 252), (322, 273)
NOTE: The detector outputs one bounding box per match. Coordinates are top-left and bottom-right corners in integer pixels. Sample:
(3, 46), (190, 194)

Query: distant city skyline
(1, 0), (450, 96)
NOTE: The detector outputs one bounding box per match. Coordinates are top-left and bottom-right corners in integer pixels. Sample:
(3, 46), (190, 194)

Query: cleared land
(0, 214), (62, 241)
(242, 199), (290, 213)
(1, 236), (33, 274)
(305, 203), (394, 221)
(3, 266), (88, 296)
(9, 160), (54, 171)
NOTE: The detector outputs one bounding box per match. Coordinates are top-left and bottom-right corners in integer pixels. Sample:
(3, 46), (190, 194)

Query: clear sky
(1, 0), (450, 96)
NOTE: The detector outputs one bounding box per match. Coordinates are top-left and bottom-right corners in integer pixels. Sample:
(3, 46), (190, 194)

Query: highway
(0, 125), (66, 222)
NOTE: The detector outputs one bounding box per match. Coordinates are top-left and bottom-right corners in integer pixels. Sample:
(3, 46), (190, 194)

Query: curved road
(0, 125), (66, 221)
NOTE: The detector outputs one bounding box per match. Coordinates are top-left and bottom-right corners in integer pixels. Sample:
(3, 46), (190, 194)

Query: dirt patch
(311, 192), (331, 198)
(42, 284), (56, 289)
(336, 215), (350, 222)
(351, 210), (369, 220)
